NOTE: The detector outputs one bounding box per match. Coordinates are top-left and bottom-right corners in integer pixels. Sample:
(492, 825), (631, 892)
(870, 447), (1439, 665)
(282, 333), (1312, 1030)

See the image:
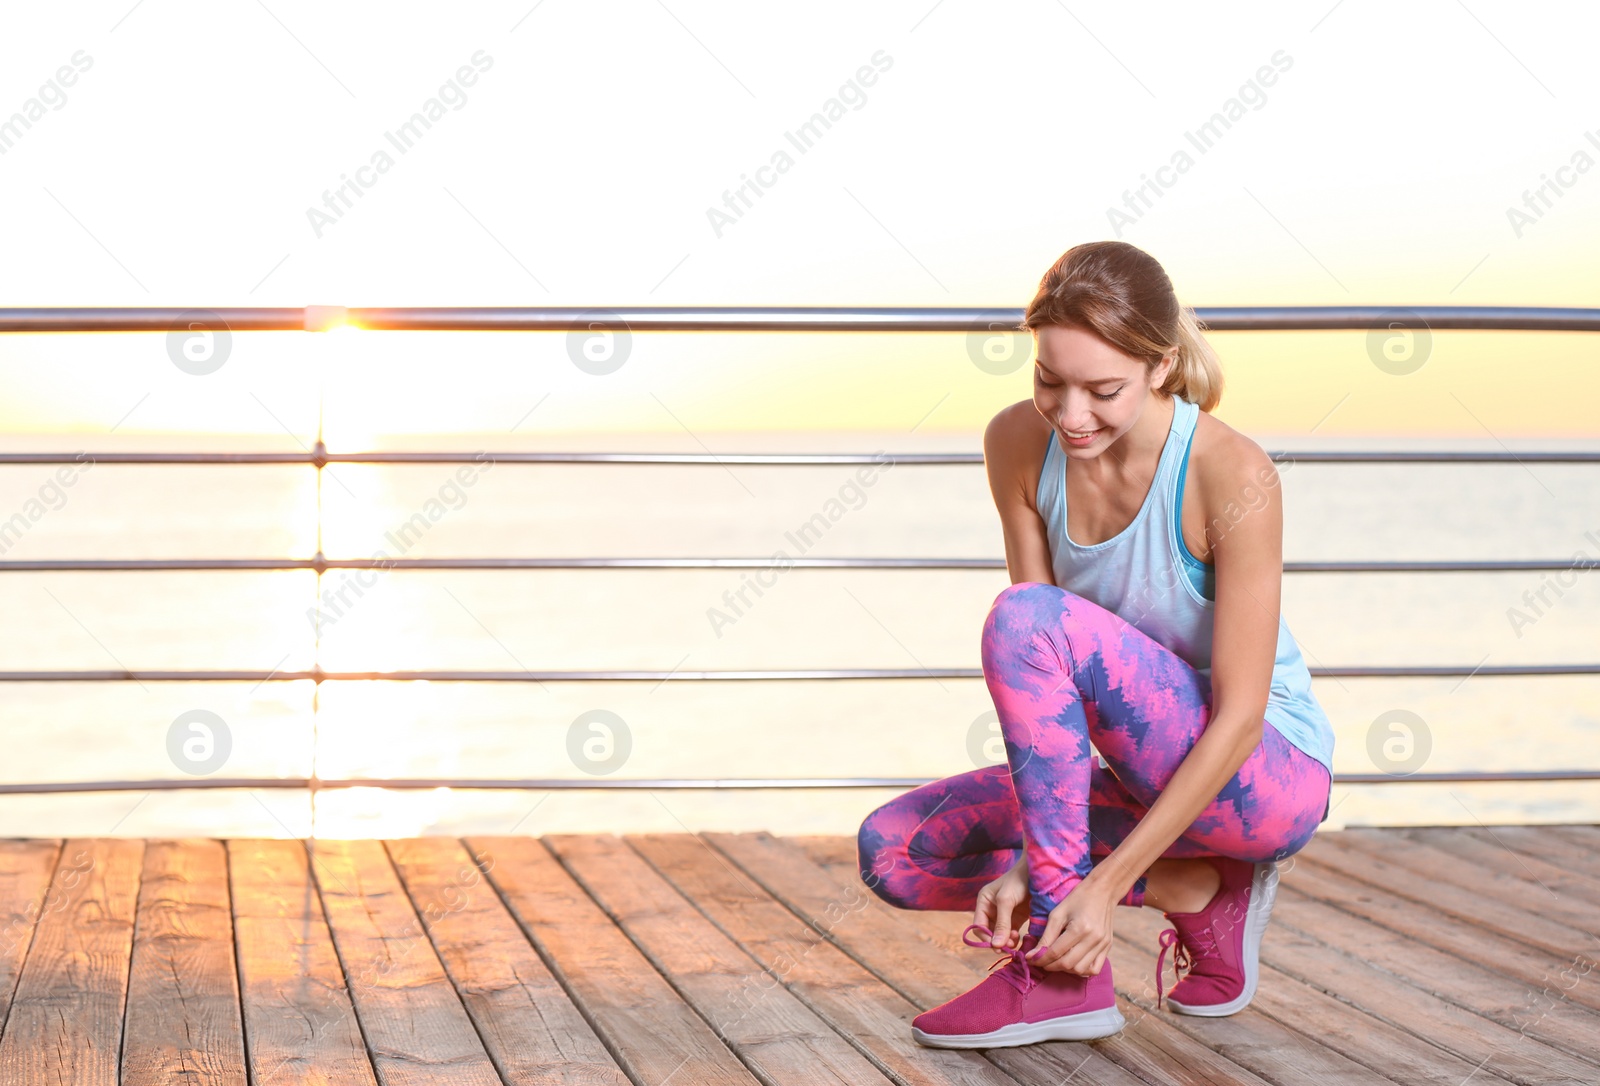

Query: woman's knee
(985, 582), (1068, 659)
(985, 582), (1109, 641)
(984, 584), (1116, 693)
(857, 766), (1015, 909)
(855, 807), (915, 907)
(988, 581), (1068, 624)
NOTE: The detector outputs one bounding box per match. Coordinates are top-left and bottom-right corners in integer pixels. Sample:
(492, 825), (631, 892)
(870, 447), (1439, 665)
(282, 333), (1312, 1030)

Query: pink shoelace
(962, 923), (1040, 995)
(1154, 923), (1220, 1010)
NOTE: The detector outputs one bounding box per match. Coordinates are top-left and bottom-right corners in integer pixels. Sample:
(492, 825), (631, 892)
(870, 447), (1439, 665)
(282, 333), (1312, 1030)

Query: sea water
(0, 429), (1595, 839)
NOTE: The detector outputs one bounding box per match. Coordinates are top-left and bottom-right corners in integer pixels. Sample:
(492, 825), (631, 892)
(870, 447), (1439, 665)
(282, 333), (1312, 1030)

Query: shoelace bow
(962, 923), (1039, 995)
(1154, 922), (1219, 1010)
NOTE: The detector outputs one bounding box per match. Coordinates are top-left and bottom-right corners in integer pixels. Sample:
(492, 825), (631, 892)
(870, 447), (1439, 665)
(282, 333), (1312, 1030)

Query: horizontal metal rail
(3, 449), (1598, 465)
(0, 557), (1593, 574)
(3, 664), (1597, 682)
(3, 305), (1599, 333)
(0, 769), (1595, 795)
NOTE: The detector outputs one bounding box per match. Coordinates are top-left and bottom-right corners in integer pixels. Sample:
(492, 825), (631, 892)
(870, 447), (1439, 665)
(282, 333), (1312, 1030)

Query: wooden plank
(228, 838), (378, 1086)
(1465, 826), (1600, 883)
(1274, 863), (1600, 1068)
(1296, 834), (1597, 966)
(466, 834), (759, 1086)
(1219, 930), (1526, 1086)
(629, 832), (1021, 1086)
(1408, 825), (1600, 902)
(1545, 826), (1600, 855)
(797, 835), (1526, 1086)
(121, 839), (247, 1085)
(548, 833), (896, 1085)
(1286, 850), (1600, 1017)
(1257, 889), (1598, 1086)
(384, 836), (628, 1086)
(1344, 825), (1600, 927)
(308, 838), (502, 1086)
(1531, 825), (1599, 840)
(705, 830), (1161, 1086)
(0, 840), (61, 1039)
(0, 838), (143, 1085)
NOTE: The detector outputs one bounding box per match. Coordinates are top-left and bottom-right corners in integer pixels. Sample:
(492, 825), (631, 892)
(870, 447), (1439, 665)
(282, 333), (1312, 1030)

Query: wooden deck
(0, 826), (1596, 1085)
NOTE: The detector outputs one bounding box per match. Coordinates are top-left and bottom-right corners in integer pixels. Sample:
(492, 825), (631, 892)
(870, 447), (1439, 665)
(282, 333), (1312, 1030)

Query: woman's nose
(1057, 409), (1095, 431)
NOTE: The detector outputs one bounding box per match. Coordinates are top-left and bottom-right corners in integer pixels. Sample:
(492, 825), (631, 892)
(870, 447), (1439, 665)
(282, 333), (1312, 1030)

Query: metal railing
(3, 304), (1598, 332)
(2, 305), (1597, 795)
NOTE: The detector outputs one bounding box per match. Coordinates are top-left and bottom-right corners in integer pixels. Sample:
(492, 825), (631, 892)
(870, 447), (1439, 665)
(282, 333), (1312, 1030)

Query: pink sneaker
(911, 923), (1125, 1048)
(1154, 857), (1278, 1016)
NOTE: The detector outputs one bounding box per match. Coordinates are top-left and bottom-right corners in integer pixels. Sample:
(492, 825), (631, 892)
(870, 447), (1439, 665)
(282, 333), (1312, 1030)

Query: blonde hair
(1021, 241), (1224, 412)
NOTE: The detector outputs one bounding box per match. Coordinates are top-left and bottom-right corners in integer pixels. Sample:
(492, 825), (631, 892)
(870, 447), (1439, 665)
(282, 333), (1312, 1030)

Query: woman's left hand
(1026, 879), (1117, 974)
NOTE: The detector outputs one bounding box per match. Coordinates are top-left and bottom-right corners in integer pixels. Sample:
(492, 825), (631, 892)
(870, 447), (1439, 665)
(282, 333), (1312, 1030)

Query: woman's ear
(1151, 350), (1178, 388)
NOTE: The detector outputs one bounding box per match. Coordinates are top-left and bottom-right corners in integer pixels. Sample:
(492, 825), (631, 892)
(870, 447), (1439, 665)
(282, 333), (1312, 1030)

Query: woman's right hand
(972, 854), (1031, 949)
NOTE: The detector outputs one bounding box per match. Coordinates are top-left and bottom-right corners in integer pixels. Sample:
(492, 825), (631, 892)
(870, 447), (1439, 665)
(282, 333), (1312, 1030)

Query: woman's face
(1031, 324), (1173, 457)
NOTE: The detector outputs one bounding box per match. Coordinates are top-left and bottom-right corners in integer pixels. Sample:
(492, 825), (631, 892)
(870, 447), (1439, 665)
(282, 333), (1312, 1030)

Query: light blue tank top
(1034, 396), (1336, 785)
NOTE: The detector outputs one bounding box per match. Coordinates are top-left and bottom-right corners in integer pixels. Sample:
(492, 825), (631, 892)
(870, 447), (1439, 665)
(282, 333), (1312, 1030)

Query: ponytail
(1161, 304), (1224, 412)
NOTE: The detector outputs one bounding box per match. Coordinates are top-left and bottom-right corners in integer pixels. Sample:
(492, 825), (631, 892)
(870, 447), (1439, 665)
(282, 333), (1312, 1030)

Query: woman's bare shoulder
(1190, 408), (1279, 497)
(985, 399), (1052, 447)
(983, 400), (1053, 509)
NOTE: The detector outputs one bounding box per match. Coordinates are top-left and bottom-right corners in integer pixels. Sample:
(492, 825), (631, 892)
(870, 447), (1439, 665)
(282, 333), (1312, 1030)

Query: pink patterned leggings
(856, 582), (1332, 922)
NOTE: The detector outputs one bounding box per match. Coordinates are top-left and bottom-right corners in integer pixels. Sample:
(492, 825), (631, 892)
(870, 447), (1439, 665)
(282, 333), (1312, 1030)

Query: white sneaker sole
(912, 1006), (1126, 1048)
(1166, 860), (1278, 1017)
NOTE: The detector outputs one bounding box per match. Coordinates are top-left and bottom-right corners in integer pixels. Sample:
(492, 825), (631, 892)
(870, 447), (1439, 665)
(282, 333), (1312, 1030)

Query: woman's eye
(1033, 369), (1119, 400)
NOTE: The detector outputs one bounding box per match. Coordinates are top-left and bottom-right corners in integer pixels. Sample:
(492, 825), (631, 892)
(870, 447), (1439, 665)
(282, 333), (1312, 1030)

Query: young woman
(855, 241), (1335, 1049)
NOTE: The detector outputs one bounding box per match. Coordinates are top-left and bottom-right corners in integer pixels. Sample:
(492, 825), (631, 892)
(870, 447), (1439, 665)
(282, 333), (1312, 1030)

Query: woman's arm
(976, 402), (1052, 908)
(983, 403), (1056, 587)
(1078, 432), (1284, 904)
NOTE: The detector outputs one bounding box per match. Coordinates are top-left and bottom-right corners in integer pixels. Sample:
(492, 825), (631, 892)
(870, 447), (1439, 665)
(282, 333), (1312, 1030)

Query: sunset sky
(1, 1), (1594, 440)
